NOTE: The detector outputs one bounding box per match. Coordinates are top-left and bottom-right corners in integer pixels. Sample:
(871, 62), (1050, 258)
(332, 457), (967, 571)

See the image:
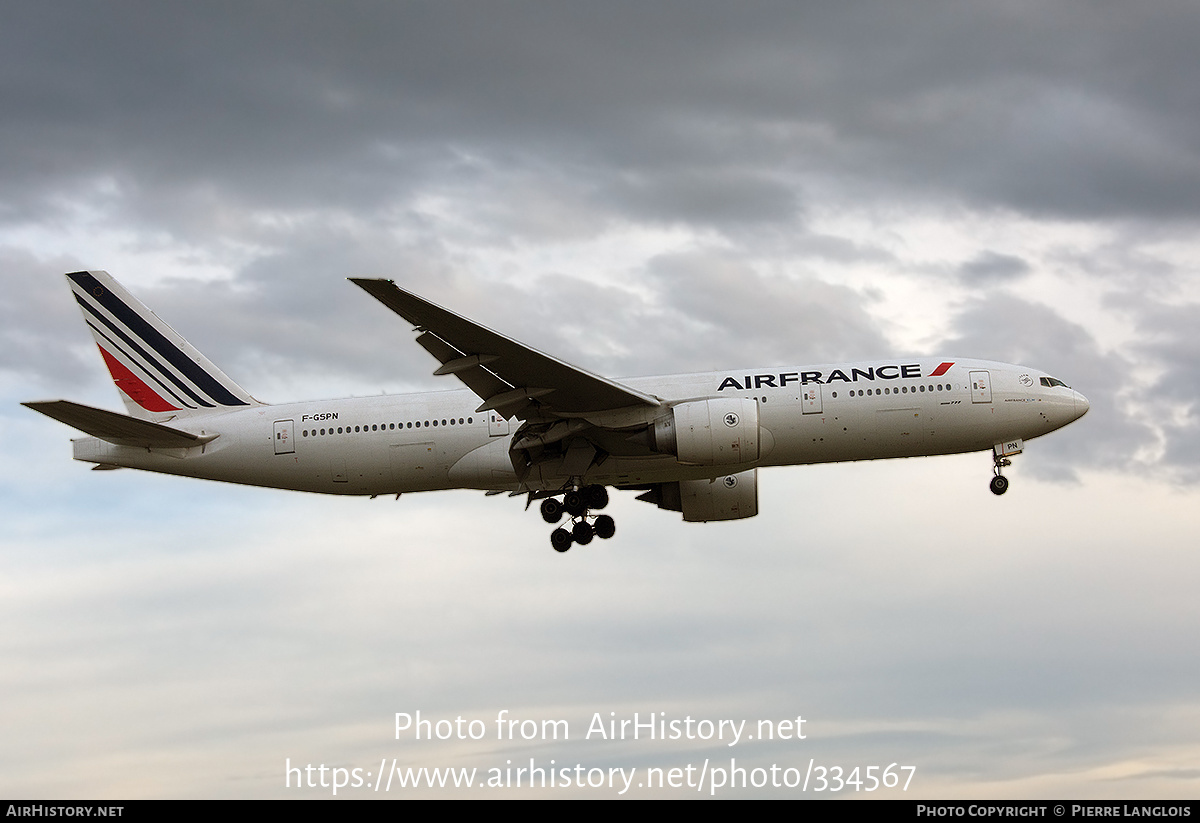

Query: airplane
(25, 270), (1089, 552)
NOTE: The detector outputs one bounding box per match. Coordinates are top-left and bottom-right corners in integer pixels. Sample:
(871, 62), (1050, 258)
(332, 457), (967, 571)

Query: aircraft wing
(351, 279), (662, 418)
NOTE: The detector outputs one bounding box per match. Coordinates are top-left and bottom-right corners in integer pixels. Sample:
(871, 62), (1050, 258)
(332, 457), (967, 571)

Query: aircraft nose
(1073, 390), (1089, 419)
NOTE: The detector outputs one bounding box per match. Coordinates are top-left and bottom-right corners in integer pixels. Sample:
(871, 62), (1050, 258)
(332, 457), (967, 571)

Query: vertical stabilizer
(66, 270), (261, 421)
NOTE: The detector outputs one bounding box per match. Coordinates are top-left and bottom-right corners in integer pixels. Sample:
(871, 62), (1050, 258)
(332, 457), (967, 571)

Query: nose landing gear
(542, 485), (615, 552)
(990, 441), (1019, 495)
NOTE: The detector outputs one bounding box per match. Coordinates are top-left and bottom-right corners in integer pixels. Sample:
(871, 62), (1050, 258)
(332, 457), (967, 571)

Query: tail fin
(67, 270), (261, 420)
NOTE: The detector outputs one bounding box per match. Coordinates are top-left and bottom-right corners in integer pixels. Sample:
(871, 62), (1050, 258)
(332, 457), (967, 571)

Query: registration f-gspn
(26, 271), (1089, 552)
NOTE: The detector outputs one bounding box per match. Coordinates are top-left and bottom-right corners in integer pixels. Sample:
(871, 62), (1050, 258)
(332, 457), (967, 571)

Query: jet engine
(650, 397), (759, 466)
(634, 469), (759, 522)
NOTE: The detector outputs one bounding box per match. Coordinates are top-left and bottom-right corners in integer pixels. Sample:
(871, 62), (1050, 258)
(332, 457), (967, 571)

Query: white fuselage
(70, 358), (1088, 496)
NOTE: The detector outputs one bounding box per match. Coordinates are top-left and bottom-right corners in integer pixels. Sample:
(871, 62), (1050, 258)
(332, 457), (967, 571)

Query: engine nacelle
(680, 469), (758, 522)
(635, 469), (760, 522)
(652, 397), (759, 466)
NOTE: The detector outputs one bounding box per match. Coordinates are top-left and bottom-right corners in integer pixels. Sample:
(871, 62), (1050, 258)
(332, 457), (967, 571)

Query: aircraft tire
(584, 484), (609, 510)
(593, 514), (616, 540)
(572, 520), (594, 545)
(990, 475), (1010, 495)
(564, 490), (587, 517)
(551, 528), (573, 552)
(541, 498), (564, 523)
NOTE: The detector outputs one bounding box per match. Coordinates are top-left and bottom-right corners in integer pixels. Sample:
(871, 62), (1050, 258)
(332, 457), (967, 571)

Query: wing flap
(351, 279), (661, 416)
(23, 400), (215, 449)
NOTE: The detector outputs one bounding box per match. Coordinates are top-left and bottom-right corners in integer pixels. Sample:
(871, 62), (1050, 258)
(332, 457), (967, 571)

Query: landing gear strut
(543, 485), (615, 552)
(990, 448), (1012, 495)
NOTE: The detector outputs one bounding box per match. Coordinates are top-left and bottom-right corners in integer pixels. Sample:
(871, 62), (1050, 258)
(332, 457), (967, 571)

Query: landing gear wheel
(563, 490), (587, 517)
(572, 520), (594, 545)
(990, 475), (1010, 496)
(540, 498), (564, 523)
(593, 514), (616, 540)
(584, 484), (609, 510)
(550, 528), (573, 552)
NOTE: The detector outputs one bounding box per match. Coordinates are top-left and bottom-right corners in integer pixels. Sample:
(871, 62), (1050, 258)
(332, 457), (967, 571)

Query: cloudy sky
(3, 1), (1199, 798)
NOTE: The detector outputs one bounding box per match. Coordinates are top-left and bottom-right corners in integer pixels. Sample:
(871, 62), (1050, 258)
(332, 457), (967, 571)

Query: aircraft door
(488, 411), (510, 437)
(273, 419), (295, 454)
(801, 384), (822, 414)
(970, 370), (992, 404)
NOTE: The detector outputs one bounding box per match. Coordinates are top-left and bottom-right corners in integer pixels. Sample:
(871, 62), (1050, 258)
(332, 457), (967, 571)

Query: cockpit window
(1040, 376), (1070, 388)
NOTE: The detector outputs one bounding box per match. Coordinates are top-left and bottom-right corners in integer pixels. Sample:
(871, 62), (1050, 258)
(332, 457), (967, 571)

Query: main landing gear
(540, 485), (615, 552)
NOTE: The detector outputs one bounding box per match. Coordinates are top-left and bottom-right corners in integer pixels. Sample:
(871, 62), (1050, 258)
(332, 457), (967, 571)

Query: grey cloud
(6, 1), (1200, 245)
(643, 250), (891, 367)
(600, 169), (800, 228)
(959, 251), (1031, 283)
(1123, 296), (1200, 481)
(0, 250), (106, 393)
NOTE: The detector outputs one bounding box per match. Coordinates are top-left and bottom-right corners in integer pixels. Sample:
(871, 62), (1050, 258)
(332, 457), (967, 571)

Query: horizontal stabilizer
(22, 400), (215, 449)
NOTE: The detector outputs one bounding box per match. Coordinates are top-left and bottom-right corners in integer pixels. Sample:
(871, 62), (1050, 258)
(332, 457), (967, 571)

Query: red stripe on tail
(97, 346), (180, 412)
